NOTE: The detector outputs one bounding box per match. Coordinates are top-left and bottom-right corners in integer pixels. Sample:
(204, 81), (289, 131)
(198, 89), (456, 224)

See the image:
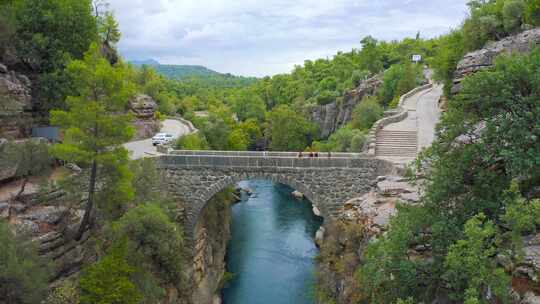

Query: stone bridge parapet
(157, 151), (395, 243)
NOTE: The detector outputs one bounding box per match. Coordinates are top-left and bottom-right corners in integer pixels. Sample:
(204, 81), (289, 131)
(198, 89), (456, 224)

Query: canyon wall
(309, 75), (382, 138)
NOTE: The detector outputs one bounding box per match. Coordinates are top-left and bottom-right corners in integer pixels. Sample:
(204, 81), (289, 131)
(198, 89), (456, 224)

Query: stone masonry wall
(158, 154), (394, 243)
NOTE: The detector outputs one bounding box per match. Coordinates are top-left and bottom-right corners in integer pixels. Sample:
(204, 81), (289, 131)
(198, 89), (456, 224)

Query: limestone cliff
(315, 175), (420, 304)
(128, 94), (161, 140)
(190, 194), (232, 304)
(309, 75), (382, 138)
(0, 172), (93, 286)
(315, 176), (540, 304)
(166, 190), (235, 304)
(452, 27), (540, 94)
(0, 63), (33, 139)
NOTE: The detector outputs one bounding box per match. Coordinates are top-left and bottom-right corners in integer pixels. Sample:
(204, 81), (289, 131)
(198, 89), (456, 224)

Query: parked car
(152, 133), (174, 146)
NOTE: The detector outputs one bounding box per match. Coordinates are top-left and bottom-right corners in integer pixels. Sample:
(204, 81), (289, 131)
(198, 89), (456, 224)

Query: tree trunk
(15, 176), (28, 199)
(75, 160), (98, 241)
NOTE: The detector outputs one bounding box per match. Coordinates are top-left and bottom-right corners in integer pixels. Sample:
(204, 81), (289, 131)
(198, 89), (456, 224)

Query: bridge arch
(157, 152), (395, 243)
(185, 171), (328, 238)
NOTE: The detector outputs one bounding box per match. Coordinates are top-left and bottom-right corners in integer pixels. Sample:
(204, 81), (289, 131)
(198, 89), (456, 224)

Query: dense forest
(0, 0), (539, 303)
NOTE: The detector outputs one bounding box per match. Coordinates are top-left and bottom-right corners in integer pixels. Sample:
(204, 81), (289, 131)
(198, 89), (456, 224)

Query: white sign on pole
(412, 54), (422, 62)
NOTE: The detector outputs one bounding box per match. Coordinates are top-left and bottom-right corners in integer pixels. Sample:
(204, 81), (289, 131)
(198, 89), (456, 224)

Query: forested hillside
(0, 0), (538, 303)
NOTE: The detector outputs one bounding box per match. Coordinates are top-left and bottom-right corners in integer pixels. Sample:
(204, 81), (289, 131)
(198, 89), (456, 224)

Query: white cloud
(108, 0), (469, 77)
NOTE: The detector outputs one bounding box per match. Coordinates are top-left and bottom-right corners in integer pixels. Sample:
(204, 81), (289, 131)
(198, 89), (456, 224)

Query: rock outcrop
(190, 197), (232, 304)
(452, 27), (540, 94)
(1, 180), (92, 285)
(309, 75), (382, 138)
(128, 94), (161, 140)
(315, 175), (420, 304)
(0, 63), (33, 139)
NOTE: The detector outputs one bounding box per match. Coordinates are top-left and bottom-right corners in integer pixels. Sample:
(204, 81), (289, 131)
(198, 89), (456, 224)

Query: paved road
(124, 119), (193, 159)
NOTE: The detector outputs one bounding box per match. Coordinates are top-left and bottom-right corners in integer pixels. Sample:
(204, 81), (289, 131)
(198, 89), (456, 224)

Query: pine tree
(50, 43), (135, 240)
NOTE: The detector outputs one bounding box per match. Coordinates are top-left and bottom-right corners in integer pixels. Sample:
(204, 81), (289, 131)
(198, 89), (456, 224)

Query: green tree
(431, 30), (465, 97)
(50, 43), (135, 240)
(44, 281), (80, 304)
(444, 214), (509, 303)
(227, 128), (249, 151)
(12, 0), (97, 71)
(200, 104), (235, 150)
(312, 125), (366, 152)
(525, 0), (540, 25)
(11, 0), (98, 110)
(1, 139), (52, 199)
(503, 0), (525, 32)
(98, 11), (121, 45)
(239, 118), (263, 150)
(111, 204), (184, 290)
(175, 133), (210, 150)
(396, 62), (419, 97)
(267, 104), (316, 151)
(351, 70), (370, 87)
(79, 240), (142, 304)
(231, 90), (266, 122)
(129, 158), (163, 204)
(0, 221), (50, 304)
(351, 96), (384, 130)
(360, 36), (383, 74)
(379, 64), (404, 106)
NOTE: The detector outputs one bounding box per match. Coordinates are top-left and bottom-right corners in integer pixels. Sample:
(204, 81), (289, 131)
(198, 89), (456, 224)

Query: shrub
(80, 241), (142, 304)
(503, 0), (526, 32)
(351, 96), (383, 130)
(175, 133), (209, 150)
(44, 281), (80, 304)
(0, 221), (50, 304)
(112, 204), (184, 286)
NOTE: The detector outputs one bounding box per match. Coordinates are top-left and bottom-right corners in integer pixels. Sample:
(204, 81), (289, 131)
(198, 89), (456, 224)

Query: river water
(222, 180), (323, 304)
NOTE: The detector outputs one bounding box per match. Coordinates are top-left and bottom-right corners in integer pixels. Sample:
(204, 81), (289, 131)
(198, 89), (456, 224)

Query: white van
(152, 133), (174, 146)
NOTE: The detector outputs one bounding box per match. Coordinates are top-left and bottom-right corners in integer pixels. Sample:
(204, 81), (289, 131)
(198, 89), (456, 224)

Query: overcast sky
(108, 0), (469, 77)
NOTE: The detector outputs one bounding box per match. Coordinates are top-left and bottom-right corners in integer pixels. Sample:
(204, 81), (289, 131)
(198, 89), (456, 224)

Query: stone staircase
(376, 130), (418, 158)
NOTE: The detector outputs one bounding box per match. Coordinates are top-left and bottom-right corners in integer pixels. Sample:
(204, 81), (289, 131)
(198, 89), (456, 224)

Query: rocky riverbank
(315, 174), (420, 303)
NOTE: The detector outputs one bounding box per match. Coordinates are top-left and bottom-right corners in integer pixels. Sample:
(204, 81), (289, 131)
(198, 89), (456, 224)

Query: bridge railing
(169, 150), (364, 158)
(159, 153), (379, 169)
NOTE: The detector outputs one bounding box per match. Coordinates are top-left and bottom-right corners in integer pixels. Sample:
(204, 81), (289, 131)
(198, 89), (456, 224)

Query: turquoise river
(222, 180), (323, 304)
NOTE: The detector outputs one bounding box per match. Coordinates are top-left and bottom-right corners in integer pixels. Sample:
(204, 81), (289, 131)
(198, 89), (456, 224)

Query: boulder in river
(292, 190), (304, 200)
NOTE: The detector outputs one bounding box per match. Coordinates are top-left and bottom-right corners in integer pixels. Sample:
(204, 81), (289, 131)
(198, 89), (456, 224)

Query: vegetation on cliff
(0, 221), (50, 304)
(431, 0), (540, 96)
(356, 42), (540, 304)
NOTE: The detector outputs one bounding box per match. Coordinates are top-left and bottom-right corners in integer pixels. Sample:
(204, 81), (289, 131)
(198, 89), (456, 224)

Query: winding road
(124, 119), (194, 159)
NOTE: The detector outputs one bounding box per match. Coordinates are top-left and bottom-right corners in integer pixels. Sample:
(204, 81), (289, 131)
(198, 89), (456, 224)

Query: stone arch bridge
(157, 150), (395, 240)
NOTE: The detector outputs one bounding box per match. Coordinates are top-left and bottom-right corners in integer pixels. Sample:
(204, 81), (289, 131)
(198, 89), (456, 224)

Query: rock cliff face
(452, 27), (540, 94)
(0, 63), (33, 139)
(316, 173), (540, 304)
(164, 191), (235, 304)
(315, 175), (420, 304)
(128, 94), (161, 140)
(309, 75), (382, 138)
(190, 195), (232, 304)
(0, 175), (92, 285)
